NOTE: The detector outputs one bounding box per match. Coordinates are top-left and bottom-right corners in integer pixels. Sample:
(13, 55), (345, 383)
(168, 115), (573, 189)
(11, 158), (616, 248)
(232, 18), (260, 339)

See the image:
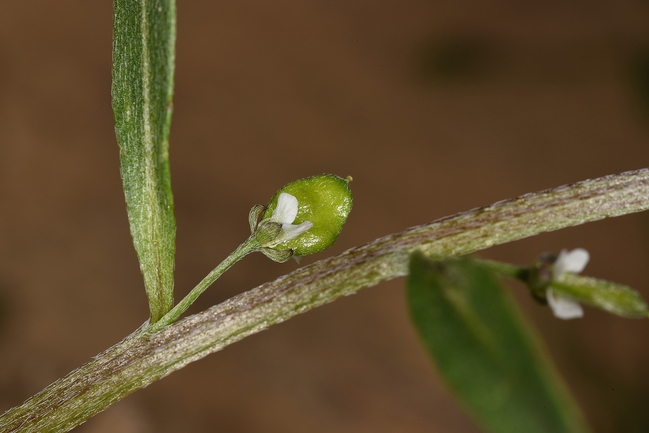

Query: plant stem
(152, 237), (260, 330)
(477, 259), (525, 279)
(1, 168), (649, 433)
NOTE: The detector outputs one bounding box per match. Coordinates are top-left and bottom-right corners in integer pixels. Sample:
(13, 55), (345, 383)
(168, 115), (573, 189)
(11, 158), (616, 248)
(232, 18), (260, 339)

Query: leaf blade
(407, 253), (590, 433)
(112, 0), (176, 322)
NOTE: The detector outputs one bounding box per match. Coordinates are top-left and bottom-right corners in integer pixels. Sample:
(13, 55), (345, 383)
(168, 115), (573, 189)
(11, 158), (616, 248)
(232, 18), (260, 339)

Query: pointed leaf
(112, 0), (176, 322)
(407, 253), (590, 433)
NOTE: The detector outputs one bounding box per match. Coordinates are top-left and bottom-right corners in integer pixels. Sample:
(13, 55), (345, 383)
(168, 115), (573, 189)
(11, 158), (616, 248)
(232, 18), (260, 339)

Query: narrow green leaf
(112, 0), (176, 322)
(407, 253), (590, 433)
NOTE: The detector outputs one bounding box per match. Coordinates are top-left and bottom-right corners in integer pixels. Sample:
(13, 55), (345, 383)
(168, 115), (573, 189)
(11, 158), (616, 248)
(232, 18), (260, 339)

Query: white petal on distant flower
(546, 289), (584, 320)
(272, 193), (299, 225)
(553, 248), (590, 279)
(280, 221), (313, 241)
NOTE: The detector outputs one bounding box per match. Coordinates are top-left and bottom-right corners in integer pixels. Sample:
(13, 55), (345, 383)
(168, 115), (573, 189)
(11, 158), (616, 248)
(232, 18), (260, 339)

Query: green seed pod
(261, 174), (353, 256)
(552, 274), (648, 319)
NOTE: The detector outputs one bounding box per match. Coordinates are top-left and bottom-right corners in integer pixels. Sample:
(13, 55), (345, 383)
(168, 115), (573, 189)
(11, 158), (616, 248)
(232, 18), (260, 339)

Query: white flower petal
(272, 192), (299, 225)
(554, 248), (590, 279)
(546, 289), (584, 320)
(280, 221), (313, 241)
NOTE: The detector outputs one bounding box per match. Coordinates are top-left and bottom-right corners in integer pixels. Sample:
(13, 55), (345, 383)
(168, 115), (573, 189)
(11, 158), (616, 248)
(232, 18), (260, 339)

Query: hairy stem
(2, 168), (649, 432)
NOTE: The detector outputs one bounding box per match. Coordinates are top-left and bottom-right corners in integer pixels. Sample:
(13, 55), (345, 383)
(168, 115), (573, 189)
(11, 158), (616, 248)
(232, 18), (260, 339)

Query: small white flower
(267, 192), (313, 244)
(547, 248), (589, 320)
(552, 248), (589, 279)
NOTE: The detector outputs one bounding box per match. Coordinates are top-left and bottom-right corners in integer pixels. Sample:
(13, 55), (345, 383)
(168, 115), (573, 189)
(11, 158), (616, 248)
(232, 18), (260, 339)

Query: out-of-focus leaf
(112, 0), (176, 322)
(407, 252), (590, 433)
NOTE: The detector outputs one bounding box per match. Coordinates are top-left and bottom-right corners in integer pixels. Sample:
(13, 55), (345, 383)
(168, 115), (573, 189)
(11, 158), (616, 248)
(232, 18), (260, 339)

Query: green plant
(1, 2), (648, 432)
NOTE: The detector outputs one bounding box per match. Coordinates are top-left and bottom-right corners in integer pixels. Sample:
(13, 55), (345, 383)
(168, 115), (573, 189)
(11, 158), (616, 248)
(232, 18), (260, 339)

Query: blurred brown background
(2, 1), (649, 432)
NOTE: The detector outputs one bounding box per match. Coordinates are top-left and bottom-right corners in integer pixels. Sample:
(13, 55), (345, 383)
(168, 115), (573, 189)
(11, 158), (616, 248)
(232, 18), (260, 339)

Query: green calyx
(261, 174), (353, 256)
